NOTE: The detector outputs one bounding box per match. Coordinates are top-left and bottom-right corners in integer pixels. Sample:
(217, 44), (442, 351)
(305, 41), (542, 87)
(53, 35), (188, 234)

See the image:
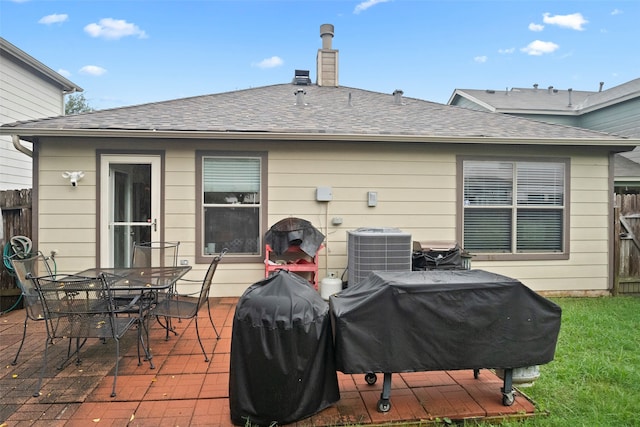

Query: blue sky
(1, 0), (638, 110)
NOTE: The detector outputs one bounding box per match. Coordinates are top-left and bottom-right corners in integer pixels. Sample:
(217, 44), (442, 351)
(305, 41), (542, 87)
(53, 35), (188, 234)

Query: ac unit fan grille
(347, 229), (412, 287)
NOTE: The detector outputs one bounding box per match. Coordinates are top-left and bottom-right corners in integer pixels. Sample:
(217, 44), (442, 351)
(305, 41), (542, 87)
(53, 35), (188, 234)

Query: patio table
(73, 265), (192, 291)
(72, 265), (192, 367)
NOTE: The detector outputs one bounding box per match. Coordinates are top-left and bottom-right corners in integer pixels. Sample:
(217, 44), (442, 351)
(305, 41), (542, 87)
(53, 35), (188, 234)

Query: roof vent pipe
(567, 88), (573, 107)
(548, 86), (554, 94)
(393, 89), (404, 105)
(295, 88), (306, 106)
(533, 83), (538, 90)
(599, 81), (604, 92)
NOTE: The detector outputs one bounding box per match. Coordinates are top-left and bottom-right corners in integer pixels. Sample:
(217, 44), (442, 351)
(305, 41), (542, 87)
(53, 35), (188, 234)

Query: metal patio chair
(150, 249), (226, 362)
(31, 273), (148, 398)
(8, 252), (54, 365)
(112, 241), (181, 315)
(131, 241), (180, 269)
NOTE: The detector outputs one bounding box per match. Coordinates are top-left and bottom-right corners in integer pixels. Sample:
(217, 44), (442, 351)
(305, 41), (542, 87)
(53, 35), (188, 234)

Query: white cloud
(79, 65), (107, 76)
(38, 14), (68, 25)
(542, 12), (588, 31)
(611, 9), (623, 15)
(57, 68), (71, 78)
(528, 23), (544, 32)
(474, 56), (487, 63)
(521, 40), (560, 56)
(498, 48), (515, 54)
(354, 0), (391, 14)
(84, 18), (148, 40)
(252, 56), (284, 69)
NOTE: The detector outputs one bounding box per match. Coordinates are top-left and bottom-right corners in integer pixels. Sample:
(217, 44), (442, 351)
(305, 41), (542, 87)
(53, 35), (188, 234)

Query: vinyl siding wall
(449, 96), (491, 112)
(36, 138), (613, 296)
(0, 55), (65, 190)
(579, 98), (640, 138)
(512, 113), (579, 127)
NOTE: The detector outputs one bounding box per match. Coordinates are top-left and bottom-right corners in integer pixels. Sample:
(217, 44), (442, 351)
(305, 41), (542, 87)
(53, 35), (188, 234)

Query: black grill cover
(229, 270), (340, 426)
(330, 270), (561, 373)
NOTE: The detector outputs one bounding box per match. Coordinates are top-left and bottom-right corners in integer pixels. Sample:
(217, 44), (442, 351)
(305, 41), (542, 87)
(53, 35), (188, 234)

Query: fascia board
(447, 91), (497, 112)
(2, 128), (637, 148)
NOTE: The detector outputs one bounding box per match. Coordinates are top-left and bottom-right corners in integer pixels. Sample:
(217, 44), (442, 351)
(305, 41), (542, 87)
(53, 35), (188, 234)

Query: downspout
(12, 135), (32, 157)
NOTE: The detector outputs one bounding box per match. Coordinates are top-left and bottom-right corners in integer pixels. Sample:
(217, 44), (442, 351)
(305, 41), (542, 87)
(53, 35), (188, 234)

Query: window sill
(470, 252), (569, 261)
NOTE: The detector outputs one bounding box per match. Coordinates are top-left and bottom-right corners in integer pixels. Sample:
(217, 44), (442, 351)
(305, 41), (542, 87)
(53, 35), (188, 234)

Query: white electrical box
(367, 191), (378, 207)
(316, 187), (333, 201)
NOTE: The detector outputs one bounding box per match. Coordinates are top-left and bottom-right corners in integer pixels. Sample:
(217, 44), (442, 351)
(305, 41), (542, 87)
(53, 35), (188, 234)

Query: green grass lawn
(481, 296), (640, 427)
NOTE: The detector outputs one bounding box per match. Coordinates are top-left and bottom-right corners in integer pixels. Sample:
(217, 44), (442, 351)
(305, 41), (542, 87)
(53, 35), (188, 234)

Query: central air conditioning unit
(347, 227), (412, 287)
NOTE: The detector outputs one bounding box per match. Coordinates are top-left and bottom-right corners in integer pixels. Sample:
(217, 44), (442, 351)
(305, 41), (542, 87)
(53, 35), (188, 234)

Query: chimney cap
(320, 24), (334, 37)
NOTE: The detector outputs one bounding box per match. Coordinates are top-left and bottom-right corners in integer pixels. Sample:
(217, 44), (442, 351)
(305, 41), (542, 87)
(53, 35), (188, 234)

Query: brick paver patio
(1, 297), (539, 426)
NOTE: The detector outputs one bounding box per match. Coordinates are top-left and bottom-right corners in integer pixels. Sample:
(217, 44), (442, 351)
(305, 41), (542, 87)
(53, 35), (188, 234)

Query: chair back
(32, 274), (119, 339)
(196, 249), (227, 310)
(9, 253), (53, 320)
(132, 241), (180, 268)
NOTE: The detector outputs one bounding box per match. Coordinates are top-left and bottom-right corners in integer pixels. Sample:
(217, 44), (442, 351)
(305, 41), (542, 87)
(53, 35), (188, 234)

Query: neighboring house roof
(576, 78), (640, 113)
(448, 78), (640, 117)
(0, 37), (83, 93)
(614, 155), (640, 180)
(1, 84), (633, 147)
(448, 78), (640, 184)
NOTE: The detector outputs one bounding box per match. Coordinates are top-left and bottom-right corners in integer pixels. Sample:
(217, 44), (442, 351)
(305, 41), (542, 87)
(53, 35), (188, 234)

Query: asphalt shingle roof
(0, 84), (628, 141)
(450, 78), (640, 114)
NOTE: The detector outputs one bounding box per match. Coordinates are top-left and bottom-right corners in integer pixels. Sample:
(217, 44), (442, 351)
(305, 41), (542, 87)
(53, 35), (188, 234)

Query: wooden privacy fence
(614, 193), (640, 295)
(0, 189), (32, 310)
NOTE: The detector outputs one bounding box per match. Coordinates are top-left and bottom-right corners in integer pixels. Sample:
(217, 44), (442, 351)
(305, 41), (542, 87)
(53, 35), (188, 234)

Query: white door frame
(100, 154), (161, 267)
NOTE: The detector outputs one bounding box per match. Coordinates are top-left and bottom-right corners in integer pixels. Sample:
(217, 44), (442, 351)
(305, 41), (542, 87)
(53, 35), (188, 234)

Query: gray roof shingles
(0, 84), (629, 141)
(451, 78), (640, 114)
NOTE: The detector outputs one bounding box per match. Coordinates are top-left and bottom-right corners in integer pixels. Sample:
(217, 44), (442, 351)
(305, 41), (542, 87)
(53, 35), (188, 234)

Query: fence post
(613, 204), (620, 296)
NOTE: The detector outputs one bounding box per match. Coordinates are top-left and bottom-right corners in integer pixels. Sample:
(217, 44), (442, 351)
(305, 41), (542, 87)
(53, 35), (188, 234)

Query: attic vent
(485, 89), (495, 94)
(293, 69), (311, 85)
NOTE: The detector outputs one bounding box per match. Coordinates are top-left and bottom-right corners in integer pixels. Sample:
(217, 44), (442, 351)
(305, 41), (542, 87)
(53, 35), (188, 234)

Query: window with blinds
(200, 155), (263, 257)
(463, 159), (565, 255)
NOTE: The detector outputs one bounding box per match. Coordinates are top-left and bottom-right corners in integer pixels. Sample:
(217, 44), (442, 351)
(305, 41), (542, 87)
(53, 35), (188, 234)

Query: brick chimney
(317, 24), (338, 87)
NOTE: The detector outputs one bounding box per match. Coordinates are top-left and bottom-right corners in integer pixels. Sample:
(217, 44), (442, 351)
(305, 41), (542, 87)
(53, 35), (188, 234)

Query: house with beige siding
(0, 37), (82, 191)
(1, 25), (638, 297)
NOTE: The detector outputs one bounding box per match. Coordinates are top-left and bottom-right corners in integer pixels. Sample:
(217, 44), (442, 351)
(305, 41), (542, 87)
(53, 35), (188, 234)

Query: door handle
(152, 218), (157, 232)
